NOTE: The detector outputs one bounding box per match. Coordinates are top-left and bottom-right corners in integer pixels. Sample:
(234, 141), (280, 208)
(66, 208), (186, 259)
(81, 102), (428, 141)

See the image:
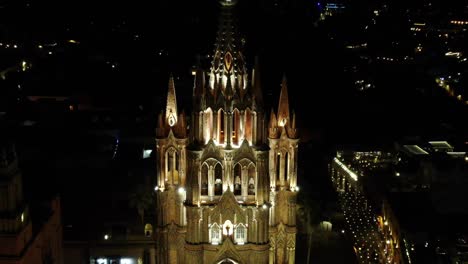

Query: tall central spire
(208, 0), (247, 98)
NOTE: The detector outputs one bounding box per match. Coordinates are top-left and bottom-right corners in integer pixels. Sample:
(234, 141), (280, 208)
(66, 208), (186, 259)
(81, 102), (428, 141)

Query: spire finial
(277, 74), (290, 127)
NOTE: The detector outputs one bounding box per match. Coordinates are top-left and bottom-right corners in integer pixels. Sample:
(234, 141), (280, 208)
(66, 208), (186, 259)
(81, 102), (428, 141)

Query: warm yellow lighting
(278, 118), (287, 127)
(262, 204), (268, 210)
(445, 51), (462, 58)
(334, 158), (358, 181)
(68, 39), (79, 44)
(178, 187), (185, 194)
(384, 221), (388, 226)
(168, 114), (176, 127)
(223, 220), (233, 236)
(222, 75), (228, 88)
(395, 172), (400, 177)
(38, 45), (43, 49)
(154, 186), (159, 191)
(97, 258), (108, 264)
(209, 73), (215, 89)
(21, 61), (27, 71)
(21, 213), (24, 222)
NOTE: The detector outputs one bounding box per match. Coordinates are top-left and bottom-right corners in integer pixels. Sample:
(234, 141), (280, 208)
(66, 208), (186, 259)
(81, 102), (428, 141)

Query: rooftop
(428, 141), (454, 151)
(402, 145), (429, 155)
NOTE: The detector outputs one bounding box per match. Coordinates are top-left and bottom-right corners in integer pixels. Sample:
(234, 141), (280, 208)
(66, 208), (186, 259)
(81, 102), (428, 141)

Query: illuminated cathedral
(155, 0), (299, 263)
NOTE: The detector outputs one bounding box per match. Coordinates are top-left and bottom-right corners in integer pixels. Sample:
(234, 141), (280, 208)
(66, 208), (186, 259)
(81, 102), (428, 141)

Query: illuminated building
(155, 0), (299, 263)
(0, 141), (63, 264)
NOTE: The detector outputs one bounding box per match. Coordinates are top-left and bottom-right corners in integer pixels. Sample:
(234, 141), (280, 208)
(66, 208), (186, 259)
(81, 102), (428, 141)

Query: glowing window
(201, 164), (209, 195)
(210, 223), (222, 245)
(97, 259), (108, 264)
(248, 164), (256, 195)
(144, 223), (153, 237)
(120, 258), (134, 264)
(233, 164), (241, 195)
(223, 220), (233, 236)
(214, 164), (223, 195)
(235, 224), (247, 244)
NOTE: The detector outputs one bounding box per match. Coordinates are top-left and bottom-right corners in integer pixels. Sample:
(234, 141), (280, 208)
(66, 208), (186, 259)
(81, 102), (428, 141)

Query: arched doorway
(217, 258), (239, 264)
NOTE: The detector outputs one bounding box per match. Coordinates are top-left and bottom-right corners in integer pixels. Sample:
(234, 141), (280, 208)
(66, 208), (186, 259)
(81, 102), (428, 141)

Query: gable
(233, 139), (256, 164)
(210, 190), (246, 224)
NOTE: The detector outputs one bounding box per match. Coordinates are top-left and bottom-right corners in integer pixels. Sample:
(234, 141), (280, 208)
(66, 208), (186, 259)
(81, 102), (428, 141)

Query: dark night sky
(1, 0), (467, 142)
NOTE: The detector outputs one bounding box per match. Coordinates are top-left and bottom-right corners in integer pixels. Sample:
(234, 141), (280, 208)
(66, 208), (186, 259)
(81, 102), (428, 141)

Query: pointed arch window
(210, 223), (222, 245)
(214, 163), (223, 195)
(232, 109), (240, 145)
(285, 152), (289, 182)
(234, 224), (247, 244)
(248, 164), (256, 195)
(245, 109), (252, 143)
(276, 152), (281, 182)
(201, 164), (209, 196)
(166, 148), (179, 185)
(144, 223), (153, 237)
(204, 108), (214, 144)
(218, 109), (225, 145)
(233, 164), (241, 195)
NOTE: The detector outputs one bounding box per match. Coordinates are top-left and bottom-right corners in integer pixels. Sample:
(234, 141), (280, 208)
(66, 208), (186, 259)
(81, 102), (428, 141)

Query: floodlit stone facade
(155, 1), (299, 263)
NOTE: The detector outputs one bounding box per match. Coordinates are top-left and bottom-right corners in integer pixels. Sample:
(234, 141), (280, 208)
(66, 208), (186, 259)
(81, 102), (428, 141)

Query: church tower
(156, 0), (299, 263)
(0, 142), (32, 260)
(267, 76), (299, 264)
(155, 75), (189, 263)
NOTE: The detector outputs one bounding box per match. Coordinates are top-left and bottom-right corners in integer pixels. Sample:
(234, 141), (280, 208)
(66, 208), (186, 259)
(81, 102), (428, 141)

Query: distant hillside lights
(450, 20), (468, 25)
(0, 43), (19, 49)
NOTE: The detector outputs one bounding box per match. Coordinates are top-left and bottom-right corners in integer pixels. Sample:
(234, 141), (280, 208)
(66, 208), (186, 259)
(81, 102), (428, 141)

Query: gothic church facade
(155, 1), (299, 263)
